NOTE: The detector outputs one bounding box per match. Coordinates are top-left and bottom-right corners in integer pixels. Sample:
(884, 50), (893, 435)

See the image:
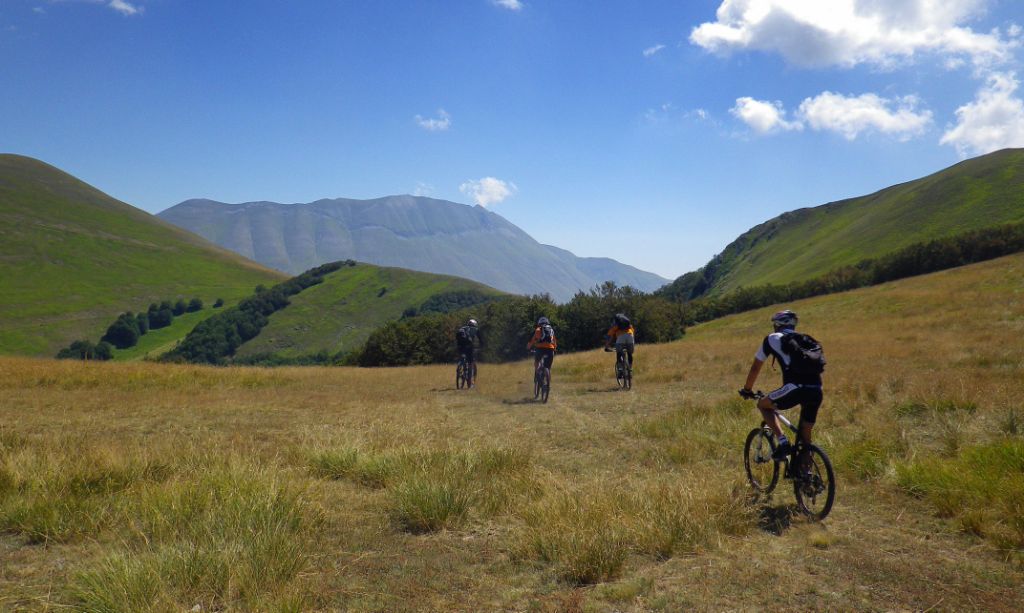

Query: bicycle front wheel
(744, 428), (779, 494)
(793, 445), (836, 521)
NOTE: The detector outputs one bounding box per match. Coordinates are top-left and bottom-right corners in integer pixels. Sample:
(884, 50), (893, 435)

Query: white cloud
(459, 177), (517, 207)
(33, 7), (45, 14)
(798, 91), (932, 140)
(492, 0), (523, 11)
(643, 44), (666, 57)
(413, 182), (435, 197)
(415, 109), (451, 132)
(730, 97), (802, 133)
(690, 0), (1014, 69)
(941, 72), (1024, 156)
(107, 0), (141, 16)
(731, 91), (933, 139)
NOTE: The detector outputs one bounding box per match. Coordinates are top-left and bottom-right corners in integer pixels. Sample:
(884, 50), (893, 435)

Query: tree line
(352, 282), (687, 367)
(162, 262), (345, 364)
(675, 221), (1024, 325)
(56, 296), (216, 360)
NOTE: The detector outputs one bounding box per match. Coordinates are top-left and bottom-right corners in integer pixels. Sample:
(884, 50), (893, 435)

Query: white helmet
(771, 310), (797, 331)
(467, 318), (478, 327)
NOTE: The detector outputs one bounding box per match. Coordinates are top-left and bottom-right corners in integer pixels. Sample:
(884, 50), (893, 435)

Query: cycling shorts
(534, 348), (554, 369)
(767, 383), (822, 425)
(614, 334), (635, 351)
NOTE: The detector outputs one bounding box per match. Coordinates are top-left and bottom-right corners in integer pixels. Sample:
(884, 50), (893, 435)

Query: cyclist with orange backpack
(526, 316), (557, 372)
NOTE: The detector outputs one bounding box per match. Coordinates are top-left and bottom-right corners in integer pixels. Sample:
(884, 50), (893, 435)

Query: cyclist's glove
(738, 388), (756, 399)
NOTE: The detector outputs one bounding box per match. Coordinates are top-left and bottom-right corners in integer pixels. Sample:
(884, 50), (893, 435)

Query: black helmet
(615, 313), (628, 326)
(771, 309), (797, 331)
(537, 316), (550, 326)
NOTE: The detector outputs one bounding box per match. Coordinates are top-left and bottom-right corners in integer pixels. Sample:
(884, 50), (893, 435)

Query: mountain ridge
(158, 195), (668, 301)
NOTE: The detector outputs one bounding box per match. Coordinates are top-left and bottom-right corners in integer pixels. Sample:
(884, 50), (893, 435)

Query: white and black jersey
(755, 329), (823, 386)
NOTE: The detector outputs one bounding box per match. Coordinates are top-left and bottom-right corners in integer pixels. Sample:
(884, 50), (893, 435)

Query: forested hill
(660, 148), (1024, 301)
(0, 154), (283, 356)
(157, 195), (668, 301)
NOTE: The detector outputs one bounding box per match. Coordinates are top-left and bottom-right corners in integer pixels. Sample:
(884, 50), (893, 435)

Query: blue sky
(2, 1), (1023, 278)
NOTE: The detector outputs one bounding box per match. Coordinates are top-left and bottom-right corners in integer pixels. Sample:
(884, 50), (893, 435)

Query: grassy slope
(236, 264), (503, 359)
(691, 148), (1024, 295)
(1, 253), (1022, 610)
(0, 154), (284, 356)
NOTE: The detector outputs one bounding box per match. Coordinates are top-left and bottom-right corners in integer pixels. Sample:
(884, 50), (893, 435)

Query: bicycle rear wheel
(456, 362), (465, 389)
(533, 369), (541, 400)
(624, 367), (632, 390)
(792, 445), (836, 521)
(541, 368), (550, 403)
(744, 428), (779, 494)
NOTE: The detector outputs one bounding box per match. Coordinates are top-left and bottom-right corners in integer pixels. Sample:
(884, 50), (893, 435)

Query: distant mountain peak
(159, 195), (668, 301)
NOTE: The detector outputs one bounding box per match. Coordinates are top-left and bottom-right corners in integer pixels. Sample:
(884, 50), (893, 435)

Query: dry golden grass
(1, 253), (1024, 610)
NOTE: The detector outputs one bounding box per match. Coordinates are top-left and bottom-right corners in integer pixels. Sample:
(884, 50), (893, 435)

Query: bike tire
(533, 370), (541, 400)
(541, 368), (550, 403)
(744, 427), (780, 494)
(792, 445), (836, 521)
(624, 368), (632, 390)
(456, 362), (465, 390)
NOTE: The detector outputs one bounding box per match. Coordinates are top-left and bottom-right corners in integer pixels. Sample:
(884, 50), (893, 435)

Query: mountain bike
(455, 354), (476, 389)
(605, 347), (632, 390)
(740, 391), (836, 521)
(531, 351), (550, 403)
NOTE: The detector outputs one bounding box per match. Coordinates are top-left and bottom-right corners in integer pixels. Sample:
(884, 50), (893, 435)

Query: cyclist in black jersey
(456, 318), (484, 373)
(739, 310), (823, 461)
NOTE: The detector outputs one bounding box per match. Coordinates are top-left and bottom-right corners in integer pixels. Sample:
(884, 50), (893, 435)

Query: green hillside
(663, 148), (1024, 299)
(235, 263), (503, 360)
(0, 154), (284, 356)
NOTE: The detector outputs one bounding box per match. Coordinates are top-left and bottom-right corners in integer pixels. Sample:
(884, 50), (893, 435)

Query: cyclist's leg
(797, 387), (822, 447)
(760, 384), (800, 439)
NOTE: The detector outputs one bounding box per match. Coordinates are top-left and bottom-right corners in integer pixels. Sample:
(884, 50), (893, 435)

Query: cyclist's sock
(777, 435), (790, 446)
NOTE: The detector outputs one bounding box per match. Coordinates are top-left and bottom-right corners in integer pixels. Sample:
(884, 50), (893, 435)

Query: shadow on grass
(757, 502), (800, 536)
(584, 387), (627, 393)
(501, 397), (544, 405)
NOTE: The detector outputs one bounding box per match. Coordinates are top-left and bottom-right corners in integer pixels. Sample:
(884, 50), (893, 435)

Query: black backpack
(615, 315), (631, 329)
(456, 326), (472, 345)
(538, 324), (555, 344)
(781, 332), (826, 376)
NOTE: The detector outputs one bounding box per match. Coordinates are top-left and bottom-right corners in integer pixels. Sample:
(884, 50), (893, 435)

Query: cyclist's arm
(604, 326), (617, 348)
(743, 357), (764, 391)
(526, 328), (539, 350)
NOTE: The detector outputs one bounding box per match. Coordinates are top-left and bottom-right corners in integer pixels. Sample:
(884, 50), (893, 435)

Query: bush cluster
(55, 340), (113, 361)
(55, 296), (207, 360)
(163, 263), (343, 364)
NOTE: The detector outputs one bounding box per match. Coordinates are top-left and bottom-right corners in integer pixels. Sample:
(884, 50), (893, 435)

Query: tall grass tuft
(896, 440), (1024, 551)
(519, 488), (630, 585)
(69, 463), (316, 611)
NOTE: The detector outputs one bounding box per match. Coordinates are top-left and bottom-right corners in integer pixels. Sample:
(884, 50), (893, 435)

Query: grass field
(236, 264), (501, 360)
(1, 253), (1023, 610)
(0, 155), (283, 357)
